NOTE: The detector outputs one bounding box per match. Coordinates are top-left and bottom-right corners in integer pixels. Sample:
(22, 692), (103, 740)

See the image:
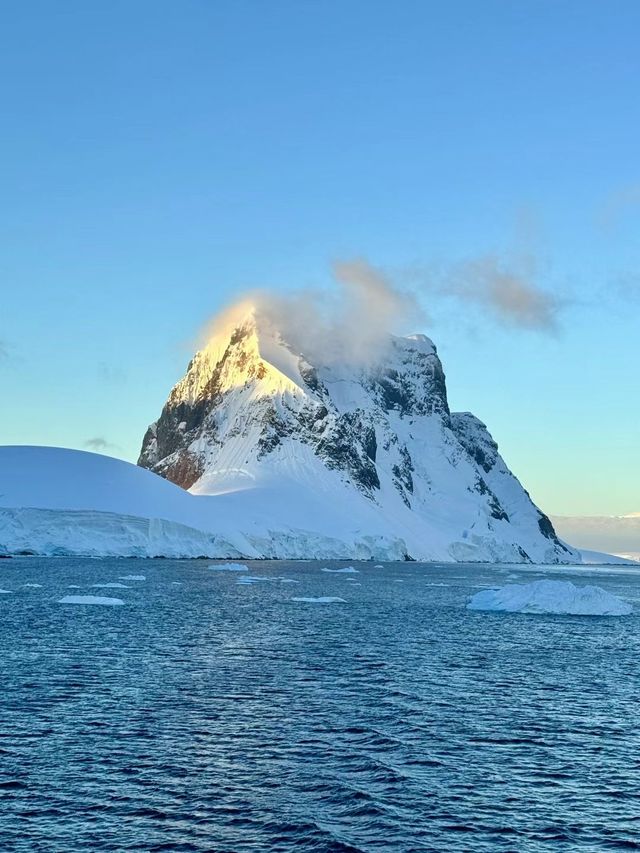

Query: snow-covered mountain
(138, 306), (577, 563)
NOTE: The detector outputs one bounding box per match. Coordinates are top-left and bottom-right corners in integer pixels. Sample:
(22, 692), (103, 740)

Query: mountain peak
(138, 315), (575, 563)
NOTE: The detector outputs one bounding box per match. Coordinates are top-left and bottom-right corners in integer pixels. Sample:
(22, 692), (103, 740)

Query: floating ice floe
(119, 575), (146, 581)
(24, 583), (43, 588)
(58, 595), (125, 606)
(321, 567), (359, 574)
(291, 596), (347, 604)
(209, 563), (248, 572)
(92, 583), (130, 589)
(0, 589), (12, 594)
(467, 579), (632, 616)
(374, 565), (384, 569)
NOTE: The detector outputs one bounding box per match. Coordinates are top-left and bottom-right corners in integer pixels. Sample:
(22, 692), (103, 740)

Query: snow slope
(578, 549), (639, 566)
(468, 580), (632, 616)
(0, 446), (406, 559)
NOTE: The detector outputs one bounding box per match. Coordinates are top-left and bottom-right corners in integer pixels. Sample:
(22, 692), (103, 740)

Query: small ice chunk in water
(0, 589), (12, 594)
(291, 596), (347, 603)
(92, 583), (130, 589)
(374, 565), (384, 569)
(24, 583), (43, 588)
(321, 567), (359, 574)
(58, 595), (125, 606)
(119, 575), (146, 581)
(468, 579), (632, 616)
(209, 563), (248, 572)
(236, 576), (285, 585)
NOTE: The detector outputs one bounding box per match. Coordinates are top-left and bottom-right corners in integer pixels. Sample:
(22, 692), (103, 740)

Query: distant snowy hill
(552, 515), (640, 563)
(136, 305), (577, 563)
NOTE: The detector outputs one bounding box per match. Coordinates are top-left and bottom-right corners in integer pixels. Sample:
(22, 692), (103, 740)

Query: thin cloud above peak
(85, 437), (119, 453)
(445, 254), (562, 331)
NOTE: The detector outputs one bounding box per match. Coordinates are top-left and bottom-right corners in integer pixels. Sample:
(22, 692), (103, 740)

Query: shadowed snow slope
(468, 580), (632, 616)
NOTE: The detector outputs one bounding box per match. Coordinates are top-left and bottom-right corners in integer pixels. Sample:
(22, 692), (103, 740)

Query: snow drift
(467, 579), (632, 616)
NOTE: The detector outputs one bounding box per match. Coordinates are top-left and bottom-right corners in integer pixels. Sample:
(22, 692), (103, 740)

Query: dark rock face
(369, 340), (449, 418)
(450, 412), (499, 473)
(315, 411), (381, 493)
(538, 512), (572, 553)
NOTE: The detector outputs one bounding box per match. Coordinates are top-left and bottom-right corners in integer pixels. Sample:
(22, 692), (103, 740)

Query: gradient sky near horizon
(1, 0), (638, 517)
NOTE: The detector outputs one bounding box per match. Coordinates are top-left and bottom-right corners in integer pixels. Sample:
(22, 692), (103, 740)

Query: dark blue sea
(1, 558), (639, 852)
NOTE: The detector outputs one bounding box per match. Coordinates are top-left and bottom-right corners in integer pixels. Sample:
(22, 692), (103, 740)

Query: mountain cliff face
(138, 309), (576, 563)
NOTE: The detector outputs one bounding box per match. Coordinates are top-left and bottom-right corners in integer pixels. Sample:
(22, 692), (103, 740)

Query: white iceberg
(209, 562), (249, 572)
(119, 575), (146, 581)
(291, 596), (346, 603)
(321, 566), (359, 574)
(467, 579), (632, 616)
(58, 595), (125, 606)
(92, 583), (130, 589)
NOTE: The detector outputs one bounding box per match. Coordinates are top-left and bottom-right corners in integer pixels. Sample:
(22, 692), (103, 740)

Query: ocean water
(1, 558), (639, 852)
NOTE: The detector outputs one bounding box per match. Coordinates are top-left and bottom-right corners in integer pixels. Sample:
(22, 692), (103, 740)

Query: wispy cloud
(598, 184), (640, 231)
(97, 362), (126, 384)
(205, 258), (423, 366)
(85, 437), (119, 452)
(443, 254), (561, 331)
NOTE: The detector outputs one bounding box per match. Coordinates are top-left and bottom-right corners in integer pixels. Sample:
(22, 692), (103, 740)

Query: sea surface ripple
(0, 558), (639, 852)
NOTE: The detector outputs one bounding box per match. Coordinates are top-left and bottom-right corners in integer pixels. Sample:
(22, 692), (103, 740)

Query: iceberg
(209, 563), (249, 572)
(467, 579), (632, 616)
(58, 595), (125, 606)
(321, 566), (359, 574)
(291, 596), (347, 603)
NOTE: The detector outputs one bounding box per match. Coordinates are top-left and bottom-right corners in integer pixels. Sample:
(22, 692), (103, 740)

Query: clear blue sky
(1, 0), (638, 516)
